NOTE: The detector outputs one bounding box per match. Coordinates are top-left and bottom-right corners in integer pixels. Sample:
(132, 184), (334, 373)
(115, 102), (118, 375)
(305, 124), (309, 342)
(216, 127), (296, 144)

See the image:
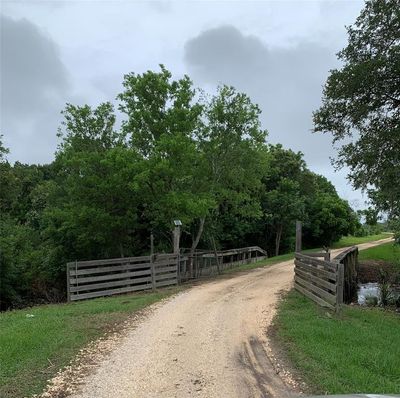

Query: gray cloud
(184, 25), (339, 166)
(1, 14), (70, 163)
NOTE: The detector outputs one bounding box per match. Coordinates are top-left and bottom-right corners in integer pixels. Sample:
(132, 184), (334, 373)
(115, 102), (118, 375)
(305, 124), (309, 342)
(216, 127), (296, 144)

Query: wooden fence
(67, 246), (268, 301)
(67, 253), (180, 302)
(180, 246), (268, 280)
(294, 252), (344, 312)
(333, 246), (359, 303)
(294, 246), (358, 312)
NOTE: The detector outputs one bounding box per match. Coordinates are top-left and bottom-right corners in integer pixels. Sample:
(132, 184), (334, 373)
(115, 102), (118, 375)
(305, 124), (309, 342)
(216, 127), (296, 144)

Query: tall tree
(47, 103), (143, 260)
(118, 66), (214, 256)
(260, 145), (305, 255)
(201, 86), (267, 250)
(313, 0), (400, 235)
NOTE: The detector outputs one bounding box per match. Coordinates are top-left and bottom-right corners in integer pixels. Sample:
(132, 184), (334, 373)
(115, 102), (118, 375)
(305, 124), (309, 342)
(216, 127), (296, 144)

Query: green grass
(331, 233), (391, 249)
(274, 290), (400, 395)
(0, 287), (181, 398)
(223, 233), (391, 275)
(359, 242), (400, 265)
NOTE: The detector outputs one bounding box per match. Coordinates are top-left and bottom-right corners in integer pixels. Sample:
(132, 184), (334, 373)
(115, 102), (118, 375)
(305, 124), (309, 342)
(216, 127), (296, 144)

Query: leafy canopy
(313, 0), (400, 223)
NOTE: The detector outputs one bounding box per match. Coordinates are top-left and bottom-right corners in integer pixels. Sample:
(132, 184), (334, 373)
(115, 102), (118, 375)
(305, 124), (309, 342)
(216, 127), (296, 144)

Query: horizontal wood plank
(294, 260), (337, 281)
(155, 272), (178, 282)
(294, 275), (336, 305)
(70, 269), (151, 285)
(154, 266), (177, 274)
(305, 252), (329, 258)
(70, 283), (152, 301)
(294, 267), (336, 292)
(70, 276), (152, 293)
(67, 255), (150, 268)
(155, 279), (178, 288)
(295, 253), (337, 271)
(333, 246), (357, 262)
(69, 262), (151, 276)
(294, 282), (335, 310)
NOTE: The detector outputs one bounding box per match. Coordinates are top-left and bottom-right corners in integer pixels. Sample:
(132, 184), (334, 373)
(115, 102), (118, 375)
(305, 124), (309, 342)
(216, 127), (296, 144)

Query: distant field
(331, 233), (391, 249)
(0, 287), (181, 398)
(359, 242), (400, 265)
(273, 289), (400, 395)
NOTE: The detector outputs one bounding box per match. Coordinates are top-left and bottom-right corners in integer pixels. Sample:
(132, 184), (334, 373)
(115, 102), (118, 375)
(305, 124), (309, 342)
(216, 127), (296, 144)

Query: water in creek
(357, 283), (380, 305)
(357, 282), (400, 305)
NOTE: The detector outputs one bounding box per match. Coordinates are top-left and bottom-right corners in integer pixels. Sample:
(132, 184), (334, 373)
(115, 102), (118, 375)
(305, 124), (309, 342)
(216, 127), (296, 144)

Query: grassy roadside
(273, 289), (400, 395)
(331, 233), (391, 248)
(224, 233), (392, 275)
(0, 287), (182, 398)
(359, 241), (400, 265)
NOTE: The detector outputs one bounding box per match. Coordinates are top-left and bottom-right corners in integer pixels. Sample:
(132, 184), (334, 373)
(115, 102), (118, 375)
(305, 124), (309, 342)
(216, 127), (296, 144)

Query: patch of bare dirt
(359, 260), (397, 283)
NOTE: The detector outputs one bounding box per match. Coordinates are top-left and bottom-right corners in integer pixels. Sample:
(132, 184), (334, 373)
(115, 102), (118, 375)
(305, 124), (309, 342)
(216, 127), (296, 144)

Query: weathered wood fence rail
(294, 246), (358, 312)
(181, 246), (268, 280)
(67, 253), (180, 302)
(333, 246), (359, 303)
(67, 246), (268, 301)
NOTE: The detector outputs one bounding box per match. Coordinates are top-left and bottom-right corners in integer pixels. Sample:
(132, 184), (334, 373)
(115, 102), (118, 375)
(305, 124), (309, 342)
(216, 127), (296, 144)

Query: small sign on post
(295, 221), (302, 253)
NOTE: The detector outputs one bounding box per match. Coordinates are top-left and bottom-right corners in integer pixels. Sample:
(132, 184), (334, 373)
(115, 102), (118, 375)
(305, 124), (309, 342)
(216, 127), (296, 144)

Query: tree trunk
(275, 224), (283, 257)
(188, 217), (205, 278)
(211, 236), (221, 275)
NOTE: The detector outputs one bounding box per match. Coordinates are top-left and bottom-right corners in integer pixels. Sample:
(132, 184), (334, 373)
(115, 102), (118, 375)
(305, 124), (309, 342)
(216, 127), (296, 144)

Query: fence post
(151, 254), (156, 291)
(295, 221), (302, 253)
(173, 225), (181, 254)
(336, 262), (344, 313)
(66, 263), (71, 302)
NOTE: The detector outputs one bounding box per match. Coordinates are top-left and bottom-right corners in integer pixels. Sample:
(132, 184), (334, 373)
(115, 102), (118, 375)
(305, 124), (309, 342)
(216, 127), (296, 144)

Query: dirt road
(69, 238), (392, 398)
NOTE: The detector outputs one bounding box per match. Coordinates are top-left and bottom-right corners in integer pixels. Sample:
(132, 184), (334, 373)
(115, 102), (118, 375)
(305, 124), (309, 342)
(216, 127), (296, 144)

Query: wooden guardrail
(67, 246), (268, 301)
(294, 221), (360, 312)
(333, 246), (359, 303)
(294, 252), (344, 312)
(67, 253), (181, 301)
(181, 246), (268, 279)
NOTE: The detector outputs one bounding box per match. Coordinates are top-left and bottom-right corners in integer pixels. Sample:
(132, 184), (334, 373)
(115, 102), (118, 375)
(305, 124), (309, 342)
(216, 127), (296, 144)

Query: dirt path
(68, 238), (392, 398)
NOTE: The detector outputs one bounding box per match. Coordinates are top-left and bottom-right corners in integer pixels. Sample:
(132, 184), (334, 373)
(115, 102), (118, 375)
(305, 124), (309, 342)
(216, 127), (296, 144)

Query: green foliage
(313, 0), (400, 239)
(0, 66), (360, 309)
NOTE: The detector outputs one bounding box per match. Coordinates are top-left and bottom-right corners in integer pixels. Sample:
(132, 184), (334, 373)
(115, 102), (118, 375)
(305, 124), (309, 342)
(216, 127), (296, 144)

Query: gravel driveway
(66, 238), (392, 398)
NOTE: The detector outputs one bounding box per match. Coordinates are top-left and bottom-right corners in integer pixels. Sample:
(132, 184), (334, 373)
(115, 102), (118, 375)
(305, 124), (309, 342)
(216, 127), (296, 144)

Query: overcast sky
(1, 0), (367, 207)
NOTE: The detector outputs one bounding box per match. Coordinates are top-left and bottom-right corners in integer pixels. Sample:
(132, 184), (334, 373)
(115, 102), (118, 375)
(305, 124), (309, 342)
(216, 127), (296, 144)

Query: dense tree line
(0, 67), (359, 309)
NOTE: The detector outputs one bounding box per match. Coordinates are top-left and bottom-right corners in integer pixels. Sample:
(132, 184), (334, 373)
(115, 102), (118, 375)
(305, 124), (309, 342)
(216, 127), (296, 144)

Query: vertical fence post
(336, 262), (344, 313)
(66, 263), (71, 302)
(295, 221), (302, 253)
(173, 225), (180, 254)
(151, 254), (156, 291)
